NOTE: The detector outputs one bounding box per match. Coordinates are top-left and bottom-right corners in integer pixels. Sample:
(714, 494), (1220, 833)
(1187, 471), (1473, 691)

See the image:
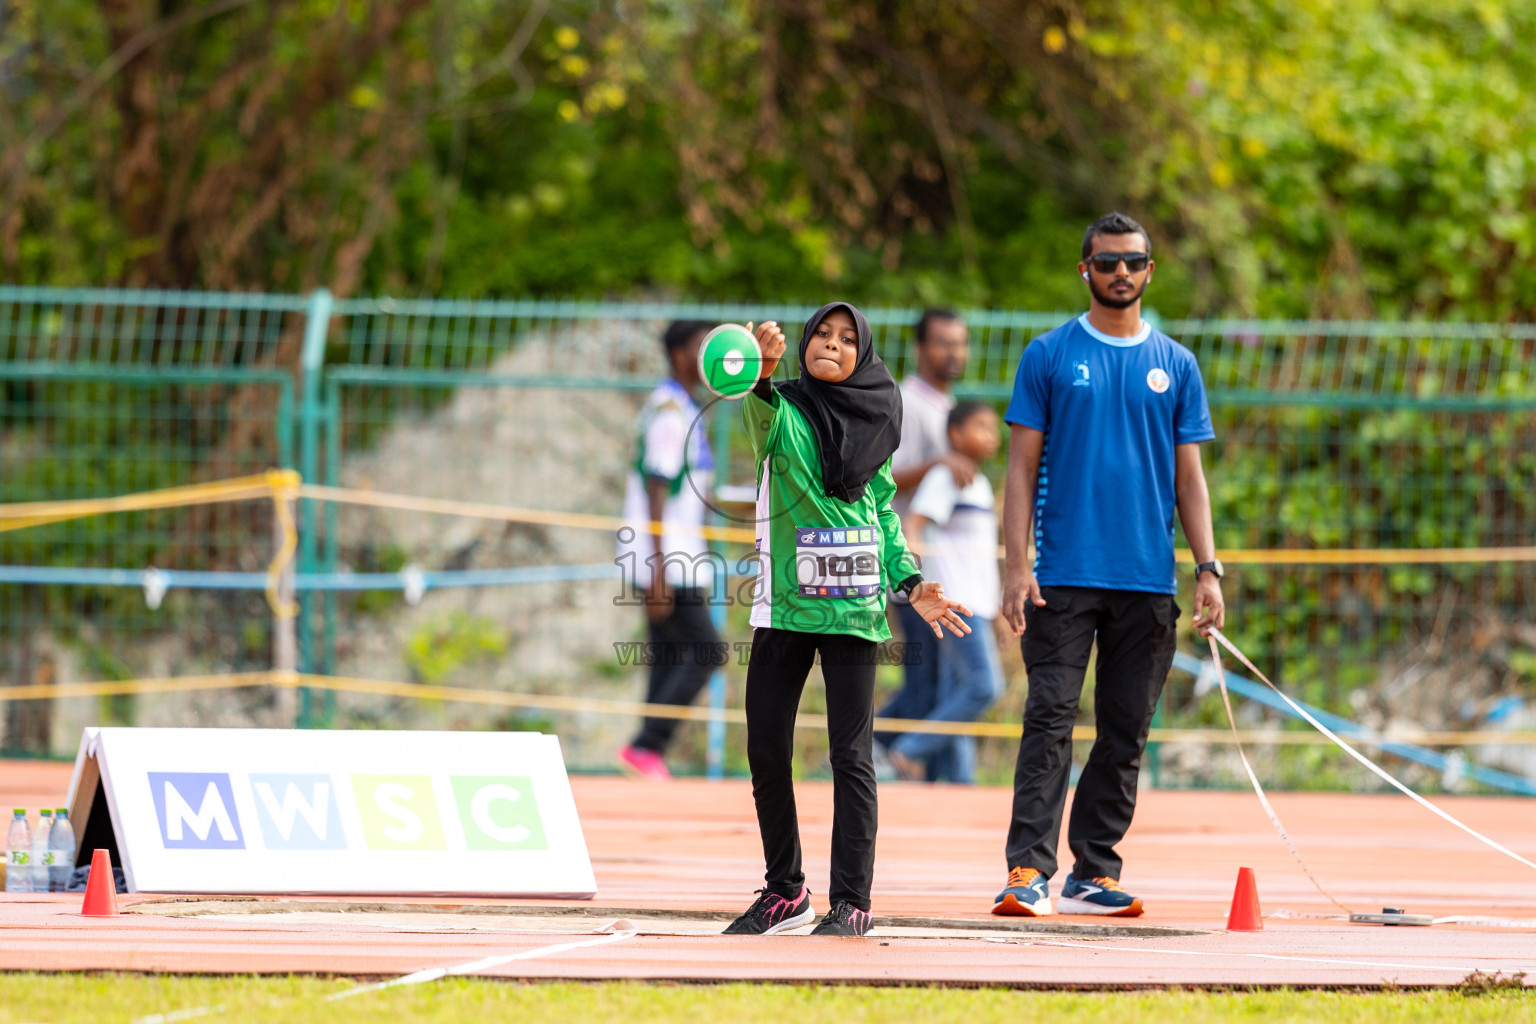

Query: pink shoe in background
(618, 745), (672, 780)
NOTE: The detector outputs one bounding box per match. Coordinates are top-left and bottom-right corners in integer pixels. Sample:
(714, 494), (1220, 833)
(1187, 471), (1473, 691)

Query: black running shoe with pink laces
(810, 900), (873, 936)
(722, 886), (815, 934)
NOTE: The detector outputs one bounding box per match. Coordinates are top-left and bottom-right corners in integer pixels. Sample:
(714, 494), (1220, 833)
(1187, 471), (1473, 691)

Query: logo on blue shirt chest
(1064, 360), (1173, 398)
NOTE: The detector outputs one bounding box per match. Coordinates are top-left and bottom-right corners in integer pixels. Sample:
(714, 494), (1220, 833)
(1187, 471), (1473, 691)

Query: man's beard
(936, 357), (966, 382)
(1089, 276), (1146, 310)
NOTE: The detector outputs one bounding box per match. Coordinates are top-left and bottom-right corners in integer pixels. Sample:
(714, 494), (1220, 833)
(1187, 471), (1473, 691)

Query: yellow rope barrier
(3, 471), (1536, 564)
(0, 672), (281, 702)
(266, 473), (300, 619)
(298, 483), (759, 545)
(3, 670), (1535, 747)
(1183, 546), (1536, 565)
(0, 472), (297, 533)
(298, 482), (1536, 564)
(299, 482), (1536, 564)
(2, 477), (1534, 742)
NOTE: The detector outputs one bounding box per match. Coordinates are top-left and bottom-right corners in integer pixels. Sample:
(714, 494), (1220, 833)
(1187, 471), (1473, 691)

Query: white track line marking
(1037, 938), (1533, 974)
(330, 929), (637, 999)
(132, 929), (637, 1022)
(135, 1006), (226, 1024)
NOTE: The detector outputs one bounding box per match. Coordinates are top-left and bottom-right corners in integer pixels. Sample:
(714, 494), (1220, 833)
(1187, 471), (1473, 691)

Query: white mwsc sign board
(66, 727), (597, 897)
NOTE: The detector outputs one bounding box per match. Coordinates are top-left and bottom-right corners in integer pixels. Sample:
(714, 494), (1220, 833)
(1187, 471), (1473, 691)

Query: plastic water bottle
(31, 809), (52, 892)
(5, 809), (31, 893)
(48, 809), (75, 893)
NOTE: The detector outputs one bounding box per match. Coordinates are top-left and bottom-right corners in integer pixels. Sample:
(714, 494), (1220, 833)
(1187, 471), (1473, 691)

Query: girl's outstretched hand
(910, 581), (973, 638)
(746, 321), (787, 378)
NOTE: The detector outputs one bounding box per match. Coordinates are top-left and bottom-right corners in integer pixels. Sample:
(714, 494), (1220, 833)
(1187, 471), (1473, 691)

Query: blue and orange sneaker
(992, 866), (1052, 916)
(722, 887), (815, 934)
(1056, 873), (1144, 917)
(810, 900), (873, 936)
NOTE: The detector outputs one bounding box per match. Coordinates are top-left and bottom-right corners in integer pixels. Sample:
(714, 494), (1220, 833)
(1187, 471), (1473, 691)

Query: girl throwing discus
(723, 302), (972, 937)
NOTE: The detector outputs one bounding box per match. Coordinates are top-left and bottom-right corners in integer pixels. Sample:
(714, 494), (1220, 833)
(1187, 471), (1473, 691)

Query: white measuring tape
(1204, 630), (1352, 912)
(1271, 909), (1536, 929)
(1206, 627), (1536, 883)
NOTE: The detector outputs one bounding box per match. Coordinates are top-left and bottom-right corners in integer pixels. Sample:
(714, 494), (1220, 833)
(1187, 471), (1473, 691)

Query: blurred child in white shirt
(888, 401), (1004, 783)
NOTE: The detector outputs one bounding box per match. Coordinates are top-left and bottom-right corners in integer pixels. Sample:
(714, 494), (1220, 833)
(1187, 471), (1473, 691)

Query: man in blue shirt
(992, 213), (1225, 919)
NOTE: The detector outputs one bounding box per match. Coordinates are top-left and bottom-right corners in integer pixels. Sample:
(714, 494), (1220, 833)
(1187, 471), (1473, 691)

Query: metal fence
(2, 287), (1533, 790)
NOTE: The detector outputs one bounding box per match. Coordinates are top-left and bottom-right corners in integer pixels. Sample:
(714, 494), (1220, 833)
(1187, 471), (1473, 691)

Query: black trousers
(745, 627), (879, 911)
(632, 588), (720, 753)
(1005, 586), (1179, 880)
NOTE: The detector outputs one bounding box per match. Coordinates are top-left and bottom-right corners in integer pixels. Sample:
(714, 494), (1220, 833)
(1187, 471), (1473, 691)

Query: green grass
(1, 976), (1533, 1024)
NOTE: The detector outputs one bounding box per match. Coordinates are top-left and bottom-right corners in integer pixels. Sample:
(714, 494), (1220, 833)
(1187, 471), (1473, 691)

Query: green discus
(697, 323), (763, 400)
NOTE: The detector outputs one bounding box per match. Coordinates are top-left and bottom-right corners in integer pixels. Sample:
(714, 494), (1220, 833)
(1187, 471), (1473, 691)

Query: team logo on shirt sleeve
(1146, 368), (1170, 393)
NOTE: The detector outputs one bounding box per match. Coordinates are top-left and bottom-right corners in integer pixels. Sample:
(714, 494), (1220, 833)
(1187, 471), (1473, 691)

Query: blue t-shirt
(1005, 314), (1215, 594)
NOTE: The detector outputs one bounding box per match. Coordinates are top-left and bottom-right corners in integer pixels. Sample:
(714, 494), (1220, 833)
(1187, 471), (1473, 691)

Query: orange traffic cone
(1226, 866), (1263, 931)
(80, 848), (119, 917)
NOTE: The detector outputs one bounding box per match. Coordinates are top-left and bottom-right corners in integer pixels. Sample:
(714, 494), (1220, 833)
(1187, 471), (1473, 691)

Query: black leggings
(632, 588), (720, 754)
(1005, 586), (1179, 880)
(745, 627), (879, 911)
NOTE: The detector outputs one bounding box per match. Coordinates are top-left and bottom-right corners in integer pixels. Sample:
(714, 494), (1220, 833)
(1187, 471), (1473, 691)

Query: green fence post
(275, 378), (295, 471)
(298, 288), (333, 727)
(322, 378), (341, 719)
(706, 403), (730, 780)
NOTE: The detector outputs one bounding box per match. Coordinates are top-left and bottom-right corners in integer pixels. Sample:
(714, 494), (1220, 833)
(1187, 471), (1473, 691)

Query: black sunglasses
(1086, 252), (1150, 274)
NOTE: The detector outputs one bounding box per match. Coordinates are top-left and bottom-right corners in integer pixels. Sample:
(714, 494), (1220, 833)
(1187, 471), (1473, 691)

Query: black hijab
(777, 301), (902, 504)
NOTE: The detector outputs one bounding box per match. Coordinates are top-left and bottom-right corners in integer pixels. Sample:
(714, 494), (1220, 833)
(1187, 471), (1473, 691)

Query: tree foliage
(1121, 0), (1536, 318)
(1, 0), (1531, 316)
(1, 0), (432, 292)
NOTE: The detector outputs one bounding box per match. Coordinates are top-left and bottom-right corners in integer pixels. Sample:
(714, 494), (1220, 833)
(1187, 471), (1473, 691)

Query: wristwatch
(1195, 559), (1224, 580)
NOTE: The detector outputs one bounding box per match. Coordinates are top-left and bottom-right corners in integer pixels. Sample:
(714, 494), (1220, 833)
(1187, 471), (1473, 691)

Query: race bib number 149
(795, 525), (881, 598)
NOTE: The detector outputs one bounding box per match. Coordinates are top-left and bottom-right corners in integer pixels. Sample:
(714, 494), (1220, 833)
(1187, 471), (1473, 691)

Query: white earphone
(1081, 272), (1089, 280)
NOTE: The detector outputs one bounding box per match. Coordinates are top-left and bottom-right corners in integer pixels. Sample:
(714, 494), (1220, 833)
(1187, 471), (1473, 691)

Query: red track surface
(3, 759), (1534, 986)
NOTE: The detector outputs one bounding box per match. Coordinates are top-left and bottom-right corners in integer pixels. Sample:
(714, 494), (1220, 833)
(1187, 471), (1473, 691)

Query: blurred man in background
(616, 320), (720, 780)
(875, 309), (971, 779)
